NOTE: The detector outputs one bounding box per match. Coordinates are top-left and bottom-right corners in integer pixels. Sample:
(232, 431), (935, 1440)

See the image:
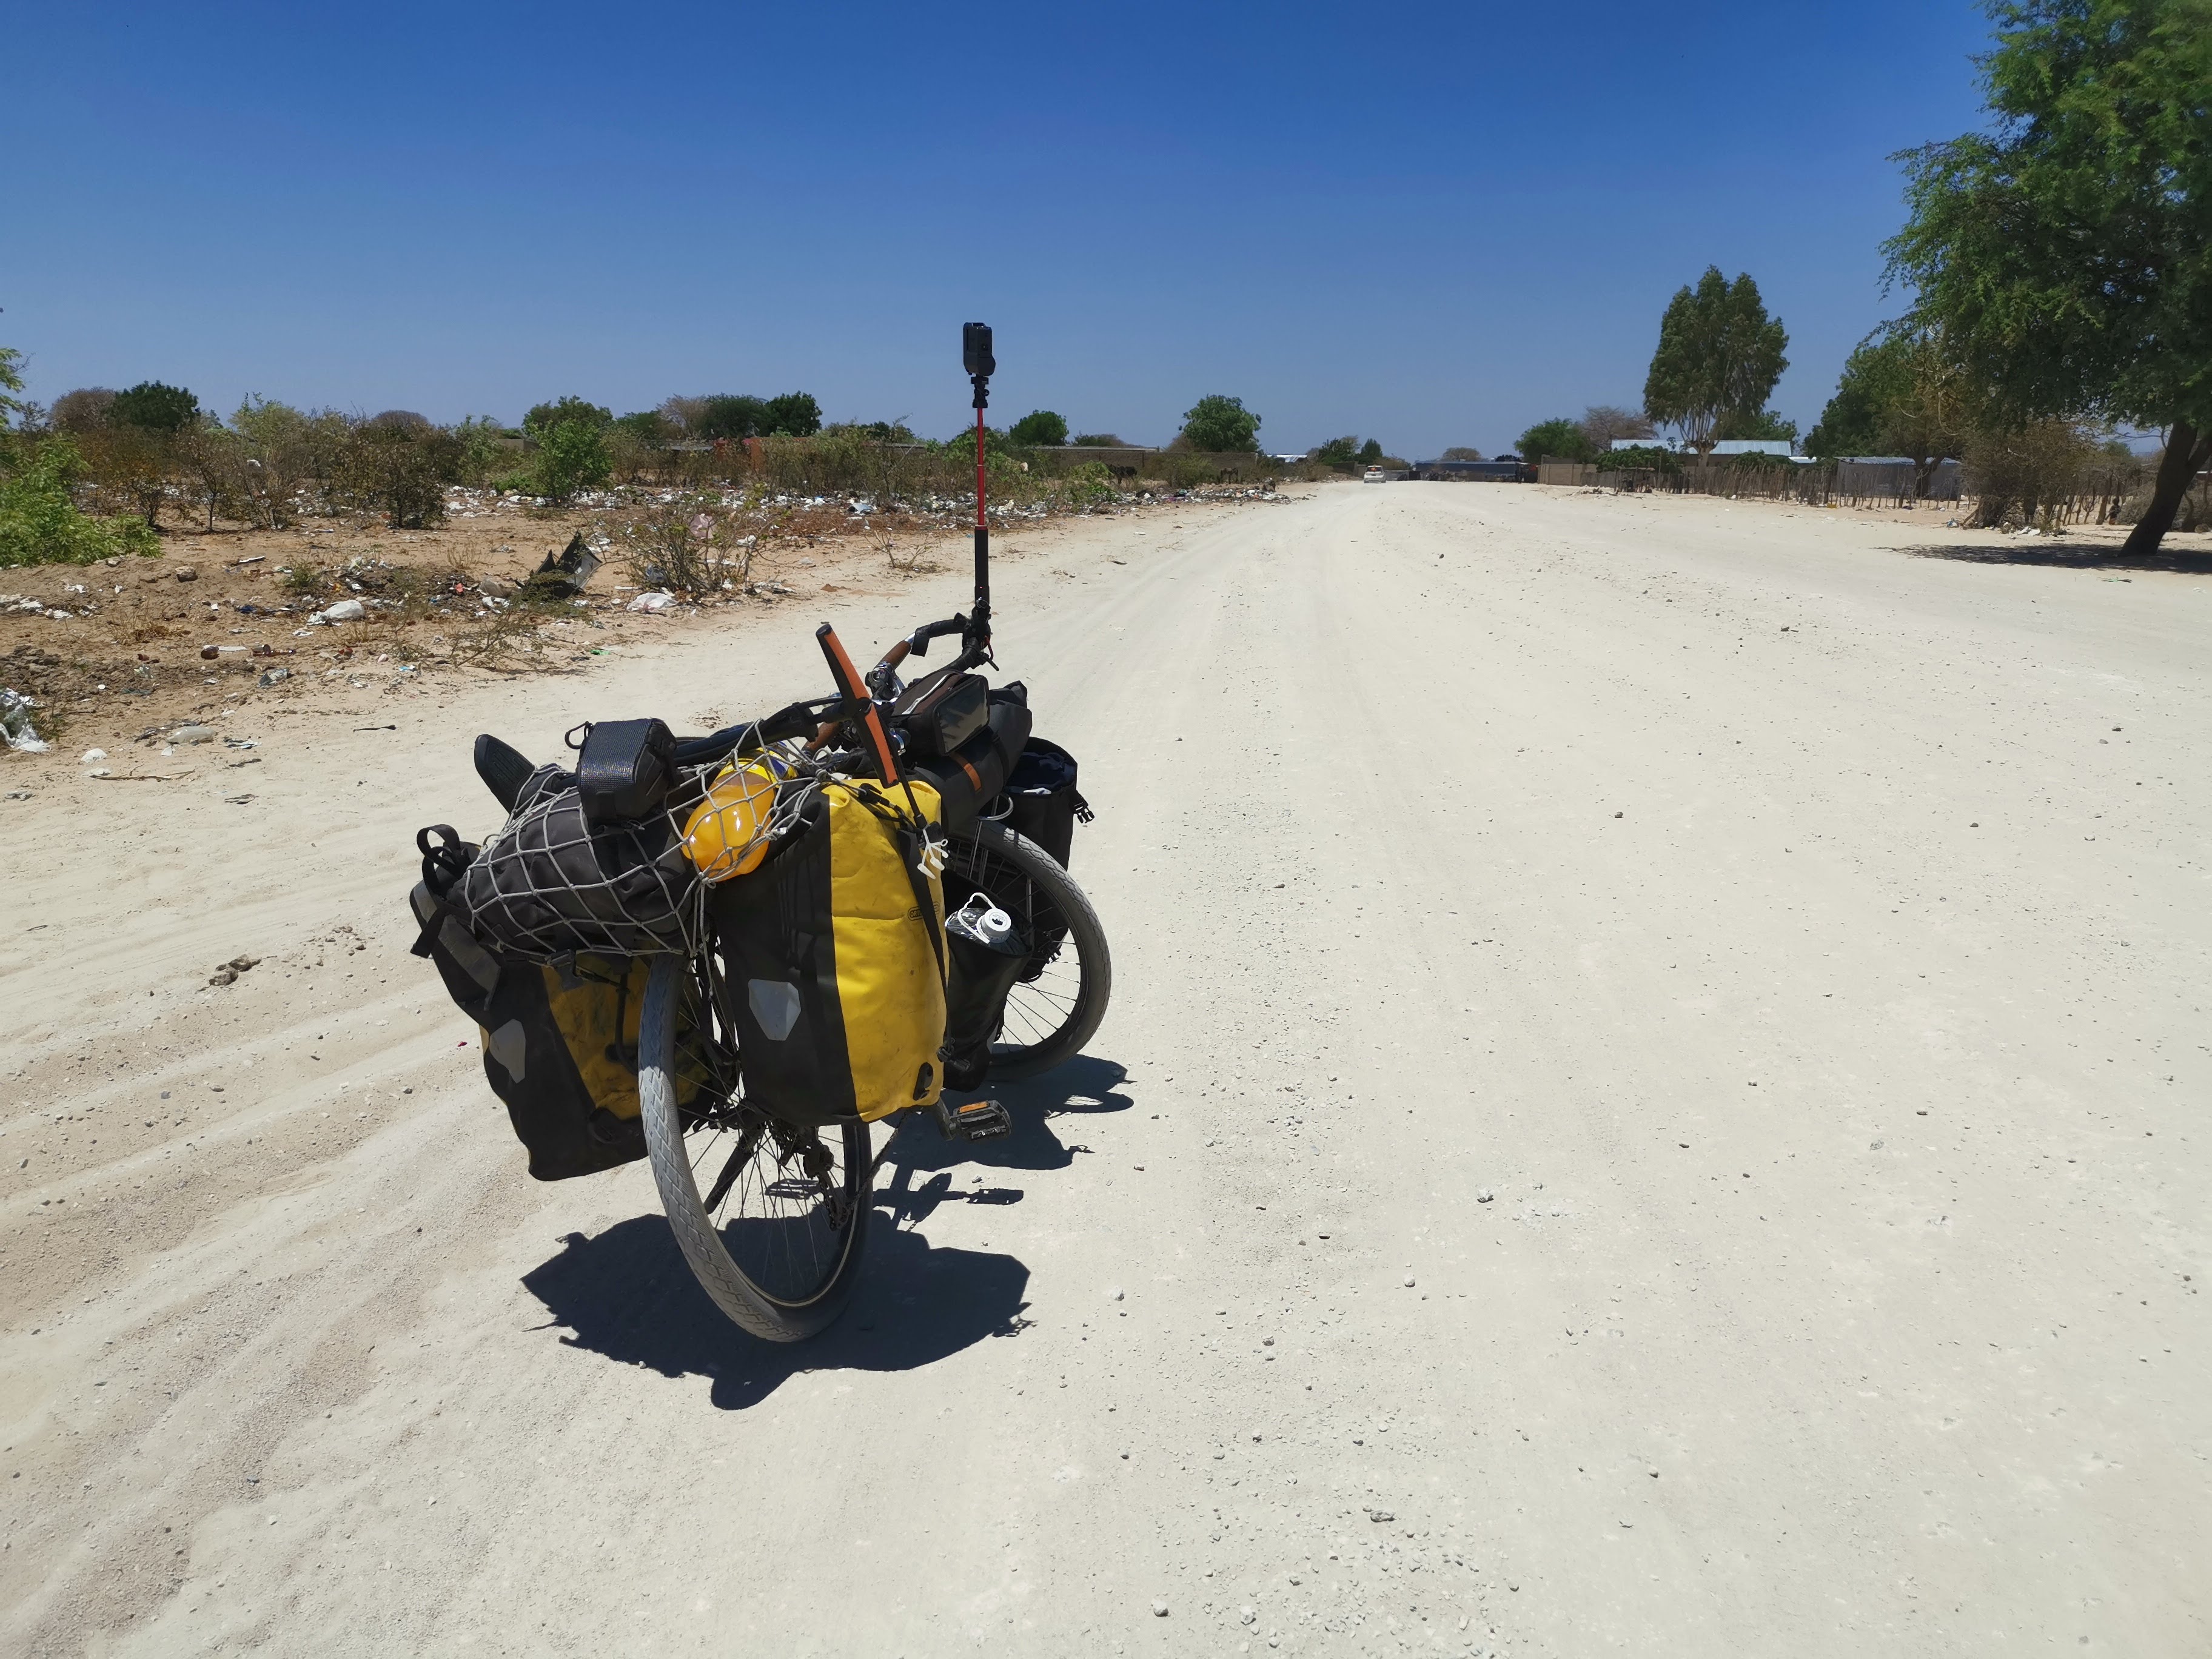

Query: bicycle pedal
(935, 1098), (1012, 1142)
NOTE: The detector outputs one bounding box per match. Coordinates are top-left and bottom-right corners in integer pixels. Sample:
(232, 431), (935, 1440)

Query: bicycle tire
(944, 819), (1112, 1081)
(638, 953), (871, 1341)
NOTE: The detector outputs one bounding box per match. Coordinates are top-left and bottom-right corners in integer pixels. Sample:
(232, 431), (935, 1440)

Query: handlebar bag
(407, 880), (657, 1181)
(711, 777), (949, 1127)
(914, 686), (1031, 833)
(893, 670), (990, 759)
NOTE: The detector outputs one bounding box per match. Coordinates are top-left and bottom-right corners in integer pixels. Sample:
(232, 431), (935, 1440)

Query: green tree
(695, 395), (766, 440)
(535, 420), (612, 503)
(110, 381), (201, 432)
(1311, 435), (1361, 470)
(0, 346), (25, 426)
(523, 396), (612, 438)
(1069, 432), (1125, 447)
(1179, 394), (1262, 452)
(1516, 418), (1595, 463)
(1441, 446), (1486, 461)
(1713, 407), (1799, 443)
(762, 392), (822, 437)
(1885, 0), (2212, 556)
(1008, 409), (1070, 446)
(1643, 268), (1789, 453)
(1805, 333), (1912, 457)
(612, 409), (674, 443)
(1356, 439), (1384, 465)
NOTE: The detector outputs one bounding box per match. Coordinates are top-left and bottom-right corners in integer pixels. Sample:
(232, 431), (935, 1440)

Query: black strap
(415, 824), (477, 897)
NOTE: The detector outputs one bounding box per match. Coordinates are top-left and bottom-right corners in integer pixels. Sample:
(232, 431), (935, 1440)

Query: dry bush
(616, 494), (755, 594)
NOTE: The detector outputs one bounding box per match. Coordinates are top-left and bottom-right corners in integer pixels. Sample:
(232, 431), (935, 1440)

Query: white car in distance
(1362, 466), (1386, 483)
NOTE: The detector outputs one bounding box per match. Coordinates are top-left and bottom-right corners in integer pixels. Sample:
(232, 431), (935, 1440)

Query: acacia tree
(1517, 418), (1594, 463)
(1642, 268), (1789, 453)
(1886, 0), (2212, 555)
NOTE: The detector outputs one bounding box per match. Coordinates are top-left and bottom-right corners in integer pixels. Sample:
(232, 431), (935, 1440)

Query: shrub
(334, 420), (463, 527)
(534, 420), (612, 503)
(617, 494), (752, 594)
(1060, 460), (1115, 508)
(449, 415), (512, 486)
(1069, 432), (1125, 447)
(523, 397), (612, 438)
(50, 388), (118, 432)
(0, 437), (160, 567)
(1310, 435), (1360, 470)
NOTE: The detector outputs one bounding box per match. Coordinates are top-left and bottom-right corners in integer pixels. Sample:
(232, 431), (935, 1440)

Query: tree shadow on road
(515, 1054), (1133, 1409)
(1898, 537), (2212, 573)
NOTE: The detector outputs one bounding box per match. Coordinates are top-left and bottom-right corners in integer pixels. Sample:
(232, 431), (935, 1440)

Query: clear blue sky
(3, 2), (1994, 456)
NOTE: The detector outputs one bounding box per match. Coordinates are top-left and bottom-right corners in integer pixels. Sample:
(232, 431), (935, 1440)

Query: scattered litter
(313, 598), (367, 624)
(1, 689), (48, 753)
(627, 591), (677, 614)
(524, 532), (602, 599)
(173, 725), (216, 744)
(80, 748), (107, 765)
(259, 668), (291, 686)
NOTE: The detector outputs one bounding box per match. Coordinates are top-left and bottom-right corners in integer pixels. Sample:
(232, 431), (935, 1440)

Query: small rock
(208, 968), (238, 987)
(1368, 1509), (1395, 1523)
(1402, 1275), (1416, 1288)
(173, 567), (197, 582)
(1107, 1287), (1124, 1301)
(201, 645), (220, 660)
(79, 748), (106, 764)
(174, 725), (216, 744)
(1150, 1600), (1168, 1618)
(225, 793), (255, 805)
(1476, 1188), (1493, 1203)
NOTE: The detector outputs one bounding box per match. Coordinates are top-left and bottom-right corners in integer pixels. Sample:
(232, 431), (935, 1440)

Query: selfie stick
(963, 321), (995, 654)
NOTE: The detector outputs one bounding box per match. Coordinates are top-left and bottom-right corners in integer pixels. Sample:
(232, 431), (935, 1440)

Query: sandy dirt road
(4, 484), (2207, 1657)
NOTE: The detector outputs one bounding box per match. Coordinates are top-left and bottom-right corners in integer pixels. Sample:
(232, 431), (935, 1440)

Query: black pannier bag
(1004, 736), (1091, 870)
(454, 780), (701, 962)
(407, 875), (651, 1181)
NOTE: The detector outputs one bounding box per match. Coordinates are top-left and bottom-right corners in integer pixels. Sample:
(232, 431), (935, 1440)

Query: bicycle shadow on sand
(516, 1054), (1132, 1410)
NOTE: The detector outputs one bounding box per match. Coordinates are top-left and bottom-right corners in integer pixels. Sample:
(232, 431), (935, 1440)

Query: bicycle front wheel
(638, 952), (871, 1341)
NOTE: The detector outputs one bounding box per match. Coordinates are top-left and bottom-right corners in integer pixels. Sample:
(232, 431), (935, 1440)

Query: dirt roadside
(2, 483), (2206, 1657)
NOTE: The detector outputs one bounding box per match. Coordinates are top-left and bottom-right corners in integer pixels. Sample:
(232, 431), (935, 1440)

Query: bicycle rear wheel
(943, 819), (1111, 1081)
(638, 952), (871, 1341)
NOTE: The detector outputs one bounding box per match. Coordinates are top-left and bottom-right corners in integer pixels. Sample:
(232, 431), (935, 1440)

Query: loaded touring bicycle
(409, 325), (1110, 1339)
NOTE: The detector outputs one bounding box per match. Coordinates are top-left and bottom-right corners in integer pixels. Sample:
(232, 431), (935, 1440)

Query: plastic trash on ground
(1, 688), (48, 754)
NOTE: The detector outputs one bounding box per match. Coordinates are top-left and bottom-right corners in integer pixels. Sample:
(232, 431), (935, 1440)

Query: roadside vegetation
(1509, 2), (2209, 550)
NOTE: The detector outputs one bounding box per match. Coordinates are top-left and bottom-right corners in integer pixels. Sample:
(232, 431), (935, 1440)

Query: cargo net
(457, 736), (822, 964)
